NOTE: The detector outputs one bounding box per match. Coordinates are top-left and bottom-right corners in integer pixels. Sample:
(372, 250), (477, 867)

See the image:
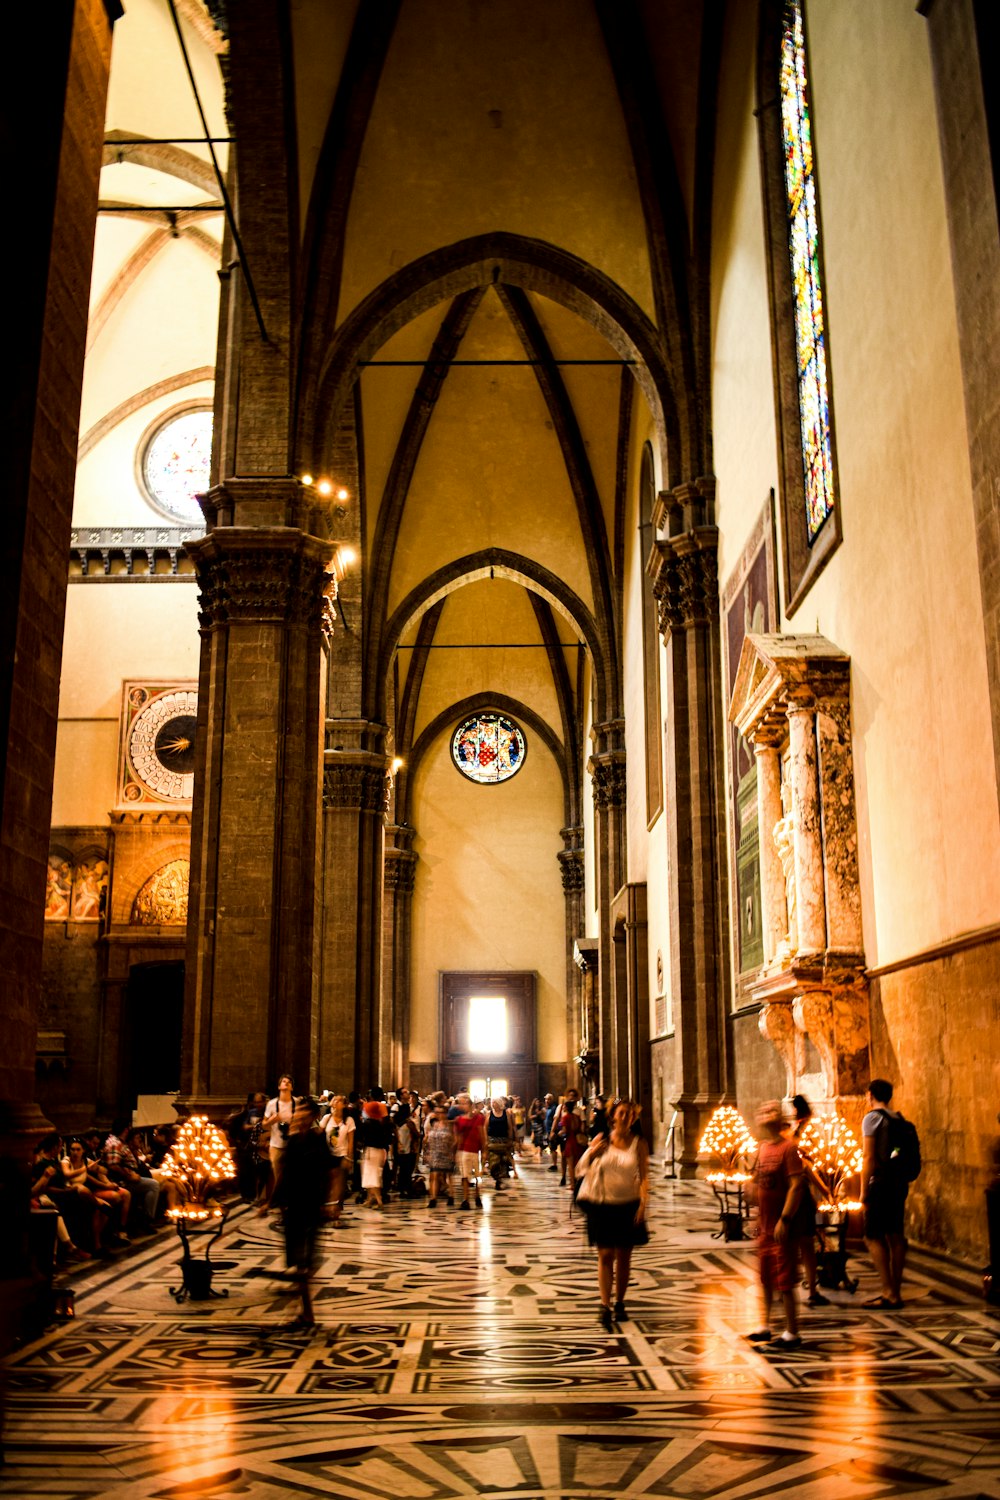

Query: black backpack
(877, 1110), (922, 1183)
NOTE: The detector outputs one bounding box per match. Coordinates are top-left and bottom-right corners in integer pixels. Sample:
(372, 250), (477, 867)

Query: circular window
(139, 406), (213, 523)
(452, 712), (527, 784)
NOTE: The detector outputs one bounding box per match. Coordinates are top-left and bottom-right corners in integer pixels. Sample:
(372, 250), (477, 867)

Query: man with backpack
(861, 1078), (921, 1308)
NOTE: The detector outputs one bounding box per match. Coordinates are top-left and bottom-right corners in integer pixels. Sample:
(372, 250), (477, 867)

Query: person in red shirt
(452, 1093), (486, 1210)
(747, 1100), (804, 1349)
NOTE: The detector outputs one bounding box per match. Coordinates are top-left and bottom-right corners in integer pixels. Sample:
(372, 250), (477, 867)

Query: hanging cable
(165, 0), (268, 341)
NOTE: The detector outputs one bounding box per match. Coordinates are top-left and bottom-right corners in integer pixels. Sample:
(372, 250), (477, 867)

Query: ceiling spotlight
(300, 472), (314, 487)
(316, 478), (332, 497)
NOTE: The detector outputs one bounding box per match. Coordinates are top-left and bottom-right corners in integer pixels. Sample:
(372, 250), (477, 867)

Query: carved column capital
(648, 527), (719, 639)
(322, 758), (390, 815)
(384, 847), (417, 894)
(588, 752), (627, 809)
(557, 848), (585, 893)
(187, 527), (335, 630)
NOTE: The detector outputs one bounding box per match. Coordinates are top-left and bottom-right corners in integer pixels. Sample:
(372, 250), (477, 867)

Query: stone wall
(871, 932), (1000, 1264)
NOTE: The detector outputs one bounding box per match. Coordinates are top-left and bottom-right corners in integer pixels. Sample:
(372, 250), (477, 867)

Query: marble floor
(2, 1158), (999, 1499)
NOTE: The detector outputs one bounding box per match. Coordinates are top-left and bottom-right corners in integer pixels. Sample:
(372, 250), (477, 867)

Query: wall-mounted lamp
(391, 757), (404, 775)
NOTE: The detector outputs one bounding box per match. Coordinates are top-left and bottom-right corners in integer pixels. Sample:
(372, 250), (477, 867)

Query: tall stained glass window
(452, 712), (526, 785)
(779, 0), (834, 544)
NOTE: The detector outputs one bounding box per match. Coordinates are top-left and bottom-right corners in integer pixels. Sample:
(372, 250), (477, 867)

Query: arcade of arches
(3, 0), (1000, 1277)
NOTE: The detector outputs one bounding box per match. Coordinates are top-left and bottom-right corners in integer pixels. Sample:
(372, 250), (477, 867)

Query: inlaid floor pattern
(3, 1160), (999, 1498)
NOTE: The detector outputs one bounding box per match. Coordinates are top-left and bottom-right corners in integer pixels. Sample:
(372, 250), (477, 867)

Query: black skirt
(582, 1198), (646, 1249)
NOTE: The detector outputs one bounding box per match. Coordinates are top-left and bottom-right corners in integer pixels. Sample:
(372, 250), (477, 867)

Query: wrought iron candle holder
(170, 1208), (228, 1303)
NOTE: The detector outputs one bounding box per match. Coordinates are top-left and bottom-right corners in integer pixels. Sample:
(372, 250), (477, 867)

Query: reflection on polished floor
(2, 1158), (999, 1499)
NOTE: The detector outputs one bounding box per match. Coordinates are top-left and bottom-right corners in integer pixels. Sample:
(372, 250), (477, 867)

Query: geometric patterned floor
(3, 1158), (999, 1498)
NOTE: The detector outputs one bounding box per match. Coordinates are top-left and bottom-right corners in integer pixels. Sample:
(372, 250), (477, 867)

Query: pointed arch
(379, 549), (609, 723)
(301, 232), (680, 489)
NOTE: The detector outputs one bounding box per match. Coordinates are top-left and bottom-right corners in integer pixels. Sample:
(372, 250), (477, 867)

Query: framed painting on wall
(721, 493), (780, 998)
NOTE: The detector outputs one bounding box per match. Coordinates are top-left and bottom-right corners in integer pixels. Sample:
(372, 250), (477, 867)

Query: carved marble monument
(729, 634), (870, 1128)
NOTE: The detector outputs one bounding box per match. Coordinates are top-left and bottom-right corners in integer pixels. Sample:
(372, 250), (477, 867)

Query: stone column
(815, 702), (863, 953)
(573, 938), (600, 1087)
(0, 0), (118, 1146)
(587, 721), (627, 1097)
(648, 477), (730, 1173)
(320, 724), (389, 1092)
(754, 743), (787, 966)
(183, 525), (334, 1113)
(382, 823), (417, 1088)
(557, 824), (585, 1089)
(786, 699), (826, 957)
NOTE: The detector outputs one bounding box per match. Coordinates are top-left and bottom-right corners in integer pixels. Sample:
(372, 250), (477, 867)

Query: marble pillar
(754, 744), (786, 967)
(786, 700), (826, 957)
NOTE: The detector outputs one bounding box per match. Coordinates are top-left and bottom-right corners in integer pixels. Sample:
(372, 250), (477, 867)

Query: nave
(2, 1161), (999, 1500)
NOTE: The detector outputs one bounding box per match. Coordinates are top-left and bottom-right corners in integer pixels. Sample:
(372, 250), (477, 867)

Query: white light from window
(468, 995), (507, 1055)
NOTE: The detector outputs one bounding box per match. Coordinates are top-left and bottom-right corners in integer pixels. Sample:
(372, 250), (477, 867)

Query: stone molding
(187, 527), (335, 630)
(109, 809), (192, 827)
(70, 525), (199, 578)
(323, 759), (390, 815)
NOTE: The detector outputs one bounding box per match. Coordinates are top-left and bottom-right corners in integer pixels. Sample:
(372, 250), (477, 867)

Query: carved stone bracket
(757, 998), (805, 1099)
(187, 527), (335, 630)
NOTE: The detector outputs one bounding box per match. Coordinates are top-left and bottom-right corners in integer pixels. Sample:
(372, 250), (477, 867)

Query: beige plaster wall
(710, 0), (779, 588)
(289, 0), (359, 237)
(74, 380), (213, 528)
(408, 726), (567, 1065)
(338, 0), (654, 324)
(710, 0), (1000, 971)
(620, 402), (671, 1042)
(52, 586), (200, 827)
(106, 0), (227, 157)
(410, 580), (563, 746)
(386, 292), (594, 619)
(79, 237), (218, 436)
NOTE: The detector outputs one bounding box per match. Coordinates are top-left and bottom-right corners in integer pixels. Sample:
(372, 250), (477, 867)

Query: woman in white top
(260, 1075), (296, 1211)
(323, 1094), (356, 1225)
(575, 1098), (649, 1331)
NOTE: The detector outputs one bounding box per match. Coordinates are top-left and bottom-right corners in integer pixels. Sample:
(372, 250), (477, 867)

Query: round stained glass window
(452, 712), (527, 784)
(141, 407), (213, 523)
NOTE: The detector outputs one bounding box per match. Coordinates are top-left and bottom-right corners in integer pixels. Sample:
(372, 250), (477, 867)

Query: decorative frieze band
(323, 762), (391, 815)
(187, 528), (335, 630)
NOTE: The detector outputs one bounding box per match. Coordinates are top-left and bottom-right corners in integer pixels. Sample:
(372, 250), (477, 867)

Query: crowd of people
(746, 1079), (920, 1348)
(22, 1075), (919, 1343)
(28, 1118), (183, 1264)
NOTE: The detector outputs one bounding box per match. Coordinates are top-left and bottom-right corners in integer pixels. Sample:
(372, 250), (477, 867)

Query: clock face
(127, 690), (198, 801)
